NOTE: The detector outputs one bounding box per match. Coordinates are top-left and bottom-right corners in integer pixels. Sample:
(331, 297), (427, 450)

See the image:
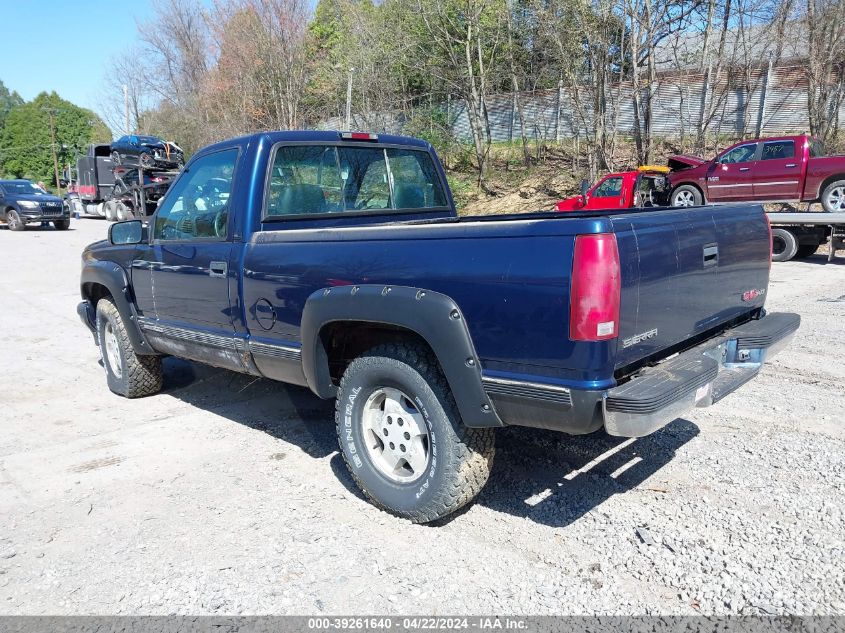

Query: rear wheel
(336, 342), (495, 523)
(116, 201), (130, 221)
(771, 227), (799, 262)
(111, 151), (121, 165)
(104, 200), (117, 222)
(5, 209), (25, 231)
(96, 297), (163, 398)
(796, 243), (820, 259)
(671, 185), (703, 207)
(821, 180), (845, 212)
(53, 219), (70, 230)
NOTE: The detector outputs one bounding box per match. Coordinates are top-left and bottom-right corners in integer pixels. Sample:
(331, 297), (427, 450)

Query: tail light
(765, 214), (773, 270)
(570, 233), (621, 341)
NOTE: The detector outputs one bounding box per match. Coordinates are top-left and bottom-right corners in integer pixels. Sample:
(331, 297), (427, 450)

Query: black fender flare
(80, 261), (156, 355)
(300, 284), (503, 428)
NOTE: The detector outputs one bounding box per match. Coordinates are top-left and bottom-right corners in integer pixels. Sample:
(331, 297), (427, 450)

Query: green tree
(0, 80), (24, 131)
(0, 92), (111, 186)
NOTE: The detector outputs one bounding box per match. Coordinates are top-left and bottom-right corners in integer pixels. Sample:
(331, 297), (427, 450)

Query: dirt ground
(0, 219), (843, 615)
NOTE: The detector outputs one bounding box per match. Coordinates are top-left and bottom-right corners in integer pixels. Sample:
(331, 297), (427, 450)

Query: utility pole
(123, 84), (130, 134)
(44, 108), (62, 196)
(345, 67), (355, 129)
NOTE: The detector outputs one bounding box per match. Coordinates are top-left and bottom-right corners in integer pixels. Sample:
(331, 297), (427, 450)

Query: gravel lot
(0, 219), (843, 616)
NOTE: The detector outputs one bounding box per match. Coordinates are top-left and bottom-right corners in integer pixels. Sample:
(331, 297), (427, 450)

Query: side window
(386, 149), (448, 209)
(760, 141), (795, 161)
(719, 144), (757, 164)
(154, 148), (238, 241)
(593, 176), (623, 198)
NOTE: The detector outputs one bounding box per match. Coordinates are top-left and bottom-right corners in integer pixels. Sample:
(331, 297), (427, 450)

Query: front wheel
(5, 209), (25, 231)
(336, 343), (495, 523)
(53, 219), (70, 230)
(139, 152), (153, 168)
(821, 179), (845, 212)
(96, 297), (163, 398)
(671, 185), (703, 207)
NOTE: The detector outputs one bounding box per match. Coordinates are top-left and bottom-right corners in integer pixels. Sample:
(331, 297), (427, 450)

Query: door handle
(703, 244), (719, 268)
(785, 163), (796, 167)
(209, 261), (228, 278)
(739, 167), (750, 171)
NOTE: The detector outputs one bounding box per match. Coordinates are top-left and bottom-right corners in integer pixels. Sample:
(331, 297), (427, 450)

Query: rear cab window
(263, 144), (448, 220)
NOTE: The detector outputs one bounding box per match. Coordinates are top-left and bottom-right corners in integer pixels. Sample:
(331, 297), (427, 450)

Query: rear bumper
(602, 312), (800, 437)
(483, 312), (800, 438)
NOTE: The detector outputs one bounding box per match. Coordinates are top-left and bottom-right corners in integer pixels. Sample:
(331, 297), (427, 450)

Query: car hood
(667, 154), (708, 170)
(140, 141), (167, 150)
(14, 193), (63, 204)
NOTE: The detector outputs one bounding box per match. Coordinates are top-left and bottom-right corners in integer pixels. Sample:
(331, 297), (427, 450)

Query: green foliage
(0, 91), (112, 185)
(0, 80), (24, 132)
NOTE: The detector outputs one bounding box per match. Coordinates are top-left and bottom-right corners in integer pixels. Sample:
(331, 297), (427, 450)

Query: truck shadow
(466, 420), (699, 528)
(160, 358), (699, 528)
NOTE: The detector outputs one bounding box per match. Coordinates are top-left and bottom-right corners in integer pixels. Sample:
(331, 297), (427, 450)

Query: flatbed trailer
(767, 212), (845, 262)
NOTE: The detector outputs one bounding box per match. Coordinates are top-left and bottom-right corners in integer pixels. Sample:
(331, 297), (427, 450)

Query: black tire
(336, 342), (495, 523)
(96, 297), (163, 398)
(111, 151), (121, 166)
(53, 219), (70, 230)
(104, 200), (117, 222)
(771, 227), (798, 262)
(671, 185), (703, 207)
(796, 244), (820, 259)
(820, 179), (845, 213)
(5, 209), (25, 231)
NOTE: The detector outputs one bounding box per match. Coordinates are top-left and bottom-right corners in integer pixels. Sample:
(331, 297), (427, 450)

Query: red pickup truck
(556, 166), (672, 211)
(667, 135), (845, 212)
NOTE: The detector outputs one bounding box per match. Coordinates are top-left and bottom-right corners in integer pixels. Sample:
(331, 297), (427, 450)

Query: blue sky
(0, 0), (153, 116)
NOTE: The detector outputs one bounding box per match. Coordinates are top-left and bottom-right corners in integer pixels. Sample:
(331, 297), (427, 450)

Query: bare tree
(806, 0), (845, 143)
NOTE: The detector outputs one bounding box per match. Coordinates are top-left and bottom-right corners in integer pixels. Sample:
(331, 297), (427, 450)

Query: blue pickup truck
(77, 131), (799, 522)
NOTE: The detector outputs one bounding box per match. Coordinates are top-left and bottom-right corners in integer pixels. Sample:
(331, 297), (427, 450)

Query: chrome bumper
(602, 312), (800, 437)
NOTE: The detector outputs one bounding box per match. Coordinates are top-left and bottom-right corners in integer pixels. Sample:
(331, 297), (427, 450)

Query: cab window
(263, 145), (448, 219)
(154, 148), (238, 241)
(760, 140), (794, 161)
(719, 143), (757, 164)
(592, 176), (623, 198)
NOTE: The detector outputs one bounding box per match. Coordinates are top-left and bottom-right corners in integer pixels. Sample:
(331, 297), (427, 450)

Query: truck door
(705, 142), (759, 201)
(752, 139), (801, 200)
(586, 175), (627, 209)
(140, 147), (242, 370)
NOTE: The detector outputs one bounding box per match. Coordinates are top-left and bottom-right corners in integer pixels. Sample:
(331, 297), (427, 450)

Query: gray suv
(0, 180), (69, 231)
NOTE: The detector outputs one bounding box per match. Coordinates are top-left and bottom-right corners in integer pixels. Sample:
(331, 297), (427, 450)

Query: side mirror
(580, 179), (590, 197)
(109, 220), (144, 245)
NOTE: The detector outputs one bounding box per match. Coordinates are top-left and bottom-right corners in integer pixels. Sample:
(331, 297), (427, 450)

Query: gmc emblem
(742, 288), (765, 302)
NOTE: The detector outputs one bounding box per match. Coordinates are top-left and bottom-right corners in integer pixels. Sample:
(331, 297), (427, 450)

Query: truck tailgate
(612, 204), (771, 371)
